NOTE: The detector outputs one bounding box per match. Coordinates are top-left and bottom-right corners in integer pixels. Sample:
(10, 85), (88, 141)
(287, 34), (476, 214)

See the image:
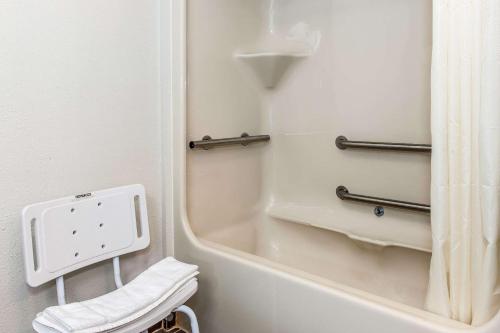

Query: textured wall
(0, 1), (166, 332)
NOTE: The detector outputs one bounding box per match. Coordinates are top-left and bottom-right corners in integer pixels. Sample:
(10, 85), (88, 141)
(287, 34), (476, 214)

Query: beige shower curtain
(426, 0), (500, 325)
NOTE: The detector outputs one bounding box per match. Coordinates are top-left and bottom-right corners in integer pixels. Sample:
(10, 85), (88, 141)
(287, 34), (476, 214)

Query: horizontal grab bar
(189, 133), (270, 150)
(336, 186), (430, 213)
(335, 136), (431, 152)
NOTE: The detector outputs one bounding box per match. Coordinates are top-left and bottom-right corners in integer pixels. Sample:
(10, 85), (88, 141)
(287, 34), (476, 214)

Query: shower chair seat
(32, 257), (199, 333)
(21, 185), (200, 333)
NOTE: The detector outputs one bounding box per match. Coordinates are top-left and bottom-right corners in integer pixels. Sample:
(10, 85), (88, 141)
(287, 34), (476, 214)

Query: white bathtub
(166, 1), (500, 332)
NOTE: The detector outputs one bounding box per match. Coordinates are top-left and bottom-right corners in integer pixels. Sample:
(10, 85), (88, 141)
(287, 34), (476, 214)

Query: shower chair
(21, 184), (200, 333)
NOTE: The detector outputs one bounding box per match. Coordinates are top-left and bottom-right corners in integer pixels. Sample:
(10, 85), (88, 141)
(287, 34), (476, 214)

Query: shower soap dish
(235, 51), (309, 89)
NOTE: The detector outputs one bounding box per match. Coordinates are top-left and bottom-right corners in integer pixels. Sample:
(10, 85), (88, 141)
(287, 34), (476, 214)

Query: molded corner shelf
(235, 52), (309, 89)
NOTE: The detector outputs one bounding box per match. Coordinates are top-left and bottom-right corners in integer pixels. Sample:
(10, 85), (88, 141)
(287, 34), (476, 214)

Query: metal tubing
(113, 257), (124, 289)
(335, 136), (431, 152)
(189, 133), (270, 150)
(336, 186), (430, 213)
(56, 276), (66, 305)
(175, 305), (200, 333)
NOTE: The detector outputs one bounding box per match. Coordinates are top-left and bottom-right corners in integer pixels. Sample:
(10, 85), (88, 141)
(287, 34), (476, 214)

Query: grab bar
(336, 186), (430, 213)
(189, 133), (270, 150)
(335, 136), (431, 152)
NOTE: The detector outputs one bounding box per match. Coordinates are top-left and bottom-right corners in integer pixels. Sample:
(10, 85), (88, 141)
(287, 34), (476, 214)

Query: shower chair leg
(140, 305), (199, 333)
(175, 305), (199, 333)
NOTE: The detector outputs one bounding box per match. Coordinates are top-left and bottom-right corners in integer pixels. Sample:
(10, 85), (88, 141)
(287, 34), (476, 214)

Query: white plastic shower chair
(21, 184), (200, 333)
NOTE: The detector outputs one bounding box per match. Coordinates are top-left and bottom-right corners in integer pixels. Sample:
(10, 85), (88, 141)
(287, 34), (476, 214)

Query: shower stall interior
(188, 0), (431, 308)
(171, 0), (500, 332)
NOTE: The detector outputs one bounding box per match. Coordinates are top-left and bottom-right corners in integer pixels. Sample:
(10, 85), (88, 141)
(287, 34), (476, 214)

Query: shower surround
(169, 0), (500, 332)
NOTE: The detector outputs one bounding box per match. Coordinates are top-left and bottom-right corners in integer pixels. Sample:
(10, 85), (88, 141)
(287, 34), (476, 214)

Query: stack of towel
(33, 257), (199, 333)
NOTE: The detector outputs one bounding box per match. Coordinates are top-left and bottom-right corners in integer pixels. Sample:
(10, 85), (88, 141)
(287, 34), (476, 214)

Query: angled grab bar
(335, 136), (431, 152)
(336, 186), (430, 213)
(189, 133), (270, 150)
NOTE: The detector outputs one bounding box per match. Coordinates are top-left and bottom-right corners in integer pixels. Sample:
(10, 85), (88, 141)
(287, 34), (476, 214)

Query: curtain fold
(427, 0), (500, 325)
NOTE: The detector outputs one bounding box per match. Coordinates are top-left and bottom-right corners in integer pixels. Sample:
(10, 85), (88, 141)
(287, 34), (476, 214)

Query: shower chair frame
(21, 185), (199, 333)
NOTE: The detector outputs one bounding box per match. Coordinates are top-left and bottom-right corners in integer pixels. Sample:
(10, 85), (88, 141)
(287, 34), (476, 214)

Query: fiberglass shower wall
(187, 0), (432, 310)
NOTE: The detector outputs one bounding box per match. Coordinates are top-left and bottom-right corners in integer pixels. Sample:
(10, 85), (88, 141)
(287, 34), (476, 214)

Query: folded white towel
(33, 257), (199, 333)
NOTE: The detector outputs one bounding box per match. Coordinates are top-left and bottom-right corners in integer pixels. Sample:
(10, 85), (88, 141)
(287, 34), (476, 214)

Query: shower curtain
(426, 0), (500, 325)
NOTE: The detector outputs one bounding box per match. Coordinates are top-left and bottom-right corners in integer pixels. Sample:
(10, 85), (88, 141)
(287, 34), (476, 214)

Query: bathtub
(166, 1), (500, 332)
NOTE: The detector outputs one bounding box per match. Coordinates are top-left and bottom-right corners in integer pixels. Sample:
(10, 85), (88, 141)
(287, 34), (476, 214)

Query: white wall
(0, 1), (169, 332)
